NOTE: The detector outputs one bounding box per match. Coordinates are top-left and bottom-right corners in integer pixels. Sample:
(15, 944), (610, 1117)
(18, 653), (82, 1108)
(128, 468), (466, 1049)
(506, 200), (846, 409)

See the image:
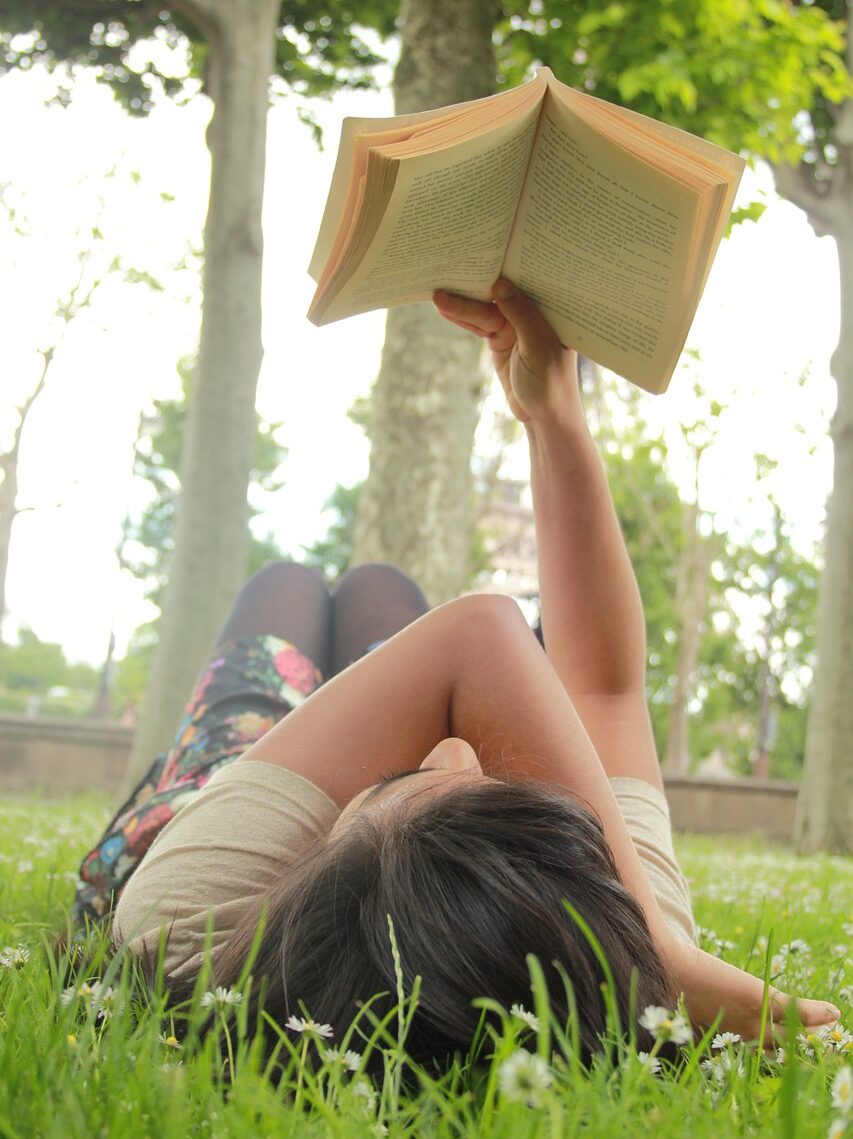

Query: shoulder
(113, 761), (340, 976)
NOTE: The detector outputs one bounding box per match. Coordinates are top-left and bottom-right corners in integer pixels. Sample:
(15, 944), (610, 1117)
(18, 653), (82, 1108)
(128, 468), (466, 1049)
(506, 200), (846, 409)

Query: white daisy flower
(498, 1049), (553, 1106)
(639, 1005), (691, 1045)
(639, 1006), (671, 1034)
(324, 1047), (361, 1071)
(284, 1014), (333, 1038)
(159, 1032), (181, 1050)
(200, 986), (244, 1011)
(712, 1032), (742, 1049)
(61, 980), (97, 1007)
(775, 1047), (787, 1065)
(701, 1050), (744, 1085)
(669, 1015), (692, 1045)
(827, 1117), (847, 1139)
(91, 984), (121, 1020)
(0, 945), (30, 969)
(60, 986), (78, 1007)
(824, 1027), (853, 1054)
(786, 939), (811, 956)
(637, 1051), (662, 1074)
(831, 1067), (853, 1116)
(353, 1079), (377, 1109)
(797, 1032), (818, 1060)
(510, 1003), (541, 1032)
(700, 1056), (721, 1083)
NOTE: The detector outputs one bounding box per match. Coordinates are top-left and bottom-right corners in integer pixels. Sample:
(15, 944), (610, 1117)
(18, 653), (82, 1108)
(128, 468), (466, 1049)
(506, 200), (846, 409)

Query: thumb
(491, 278), (558, 351)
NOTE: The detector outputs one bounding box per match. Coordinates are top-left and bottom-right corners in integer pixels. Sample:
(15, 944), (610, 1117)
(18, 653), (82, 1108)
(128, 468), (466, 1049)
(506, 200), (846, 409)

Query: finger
(487, 319), (516, 355)
(433, 309), (496, 339)
(761, 993), (841, 1048)
(769, 990), (840, 1025)
(433, 290), (507, 337)
(491, 278), (561, 350)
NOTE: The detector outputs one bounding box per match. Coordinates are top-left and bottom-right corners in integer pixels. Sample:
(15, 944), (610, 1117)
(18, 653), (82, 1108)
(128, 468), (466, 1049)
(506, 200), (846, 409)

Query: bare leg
(215, 561), (332, 680)
(330, 563), (430, 677)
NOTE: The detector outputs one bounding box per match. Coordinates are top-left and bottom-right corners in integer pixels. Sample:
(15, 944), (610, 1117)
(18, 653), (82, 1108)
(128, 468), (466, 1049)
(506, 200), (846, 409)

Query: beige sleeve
(113, 760), (341, 980)
(609, 776), (698, 946)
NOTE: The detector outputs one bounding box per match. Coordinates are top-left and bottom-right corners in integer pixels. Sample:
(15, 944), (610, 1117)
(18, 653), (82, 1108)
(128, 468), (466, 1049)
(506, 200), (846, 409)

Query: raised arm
(434, 279), (661, 788)
(433, 279), (840, 1041)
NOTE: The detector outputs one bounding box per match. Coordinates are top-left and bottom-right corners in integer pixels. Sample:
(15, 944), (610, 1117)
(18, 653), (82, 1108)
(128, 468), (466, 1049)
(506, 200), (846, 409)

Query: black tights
(213, 561), (431, 680)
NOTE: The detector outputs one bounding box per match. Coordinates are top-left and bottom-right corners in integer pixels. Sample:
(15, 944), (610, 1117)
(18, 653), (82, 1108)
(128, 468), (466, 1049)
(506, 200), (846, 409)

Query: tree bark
(0, 450), (18, 641)
(0, 347), (53, 643)
(661, 500), (709, 773)
(350, 0), (500, 604)
(123, 0), (278, 792)
(795, 177), (853, 853)
(753, 505), (781, 778)
(790, 10), (853, 854)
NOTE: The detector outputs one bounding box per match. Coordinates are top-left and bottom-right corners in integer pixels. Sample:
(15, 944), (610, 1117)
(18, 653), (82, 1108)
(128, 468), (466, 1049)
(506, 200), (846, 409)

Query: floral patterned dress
(73, 635), (323, 927)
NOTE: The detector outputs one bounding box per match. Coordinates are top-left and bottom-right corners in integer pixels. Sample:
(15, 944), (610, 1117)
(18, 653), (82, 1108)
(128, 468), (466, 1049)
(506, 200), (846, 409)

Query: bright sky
(0, 58), (840, 667)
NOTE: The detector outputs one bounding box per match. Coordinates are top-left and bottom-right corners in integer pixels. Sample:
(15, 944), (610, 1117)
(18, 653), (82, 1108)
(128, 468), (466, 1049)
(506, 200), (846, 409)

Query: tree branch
(169, 0), (222, 38)
(4, 346), (55, 469)
(770, 161), (840, 238)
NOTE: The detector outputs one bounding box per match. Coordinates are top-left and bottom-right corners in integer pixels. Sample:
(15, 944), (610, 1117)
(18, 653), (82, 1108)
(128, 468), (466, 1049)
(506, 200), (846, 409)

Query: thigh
(215, 561), (332, 679)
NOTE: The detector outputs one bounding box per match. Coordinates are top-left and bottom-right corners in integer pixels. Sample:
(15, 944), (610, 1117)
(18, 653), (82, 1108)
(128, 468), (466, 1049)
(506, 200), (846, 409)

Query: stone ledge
(0, 714), (133, 746)
(0, 715), (800, 840)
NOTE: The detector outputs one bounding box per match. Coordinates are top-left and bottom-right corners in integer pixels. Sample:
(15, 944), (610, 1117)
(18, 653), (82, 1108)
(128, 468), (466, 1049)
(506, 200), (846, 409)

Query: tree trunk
(781, 13), (853, 854)
(122, 0), (278, 792)
(753, 512), (780, 778)
(0, 451), (18, 642)
(350, 0), (499, 604)
(795, 196), (853, 853)
(0, 347), (53, 644)
(661, 500), (708, 773)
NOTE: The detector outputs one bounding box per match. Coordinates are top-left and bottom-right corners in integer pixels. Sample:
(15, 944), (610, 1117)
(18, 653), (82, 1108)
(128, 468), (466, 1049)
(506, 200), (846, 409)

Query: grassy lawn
(0, 795), (850, 1138)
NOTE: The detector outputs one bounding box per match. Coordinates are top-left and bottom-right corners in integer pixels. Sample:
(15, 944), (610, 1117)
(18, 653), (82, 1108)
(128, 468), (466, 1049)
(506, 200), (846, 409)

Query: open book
(307, 68), (745, 394)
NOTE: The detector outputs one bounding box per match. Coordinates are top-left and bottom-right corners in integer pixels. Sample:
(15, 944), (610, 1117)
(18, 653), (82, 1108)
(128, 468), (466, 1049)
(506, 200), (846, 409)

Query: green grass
(0, 795), (850, 1138)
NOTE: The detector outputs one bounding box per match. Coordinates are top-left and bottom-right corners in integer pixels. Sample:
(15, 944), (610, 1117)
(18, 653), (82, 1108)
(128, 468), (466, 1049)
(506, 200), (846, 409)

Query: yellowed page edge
(309, 108), (541, 326)
(308, 79), (545, 281)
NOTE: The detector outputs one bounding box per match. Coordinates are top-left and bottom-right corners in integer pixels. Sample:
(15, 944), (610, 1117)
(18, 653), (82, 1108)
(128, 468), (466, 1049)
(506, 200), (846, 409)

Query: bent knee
(240, 560), (327, 597)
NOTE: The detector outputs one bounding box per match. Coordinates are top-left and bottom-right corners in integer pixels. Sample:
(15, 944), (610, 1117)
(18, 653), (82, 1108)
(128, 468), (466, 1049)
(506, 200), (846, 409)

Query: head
(217, 742), (675, 1078)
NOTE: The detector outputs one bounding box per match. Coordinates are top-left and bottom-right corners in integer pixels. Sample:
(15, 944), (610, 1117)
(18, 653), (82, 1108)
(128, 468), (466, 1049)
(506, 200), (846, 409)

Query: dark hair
(203, 778), (675, 1078)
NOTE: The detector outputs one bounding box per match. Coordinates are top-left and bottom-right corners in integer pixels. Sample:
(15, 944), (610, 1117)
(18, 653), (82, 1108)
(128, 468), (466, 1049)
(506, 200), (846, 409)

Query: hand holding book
(433, 278), (580, 429)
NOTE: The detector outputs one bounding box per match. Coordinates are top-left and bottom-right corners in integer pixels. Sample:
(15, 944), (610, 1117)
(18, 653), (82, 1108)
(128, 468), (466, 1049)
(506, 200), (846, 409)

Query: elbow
(445, 592), (533, 654)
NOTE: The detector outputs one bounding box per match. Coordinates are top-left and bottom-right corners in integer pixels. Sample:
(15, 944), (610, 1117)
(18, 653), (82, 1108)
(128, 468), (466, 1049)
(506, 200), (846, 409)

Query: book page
(309, 108), (479, 281)
(309, 78), (547, 281)
(503, 94), (702, 392)
(310, 107), (540, 325)
(553, 83), (744, 312)
(570, 86), (745, 179)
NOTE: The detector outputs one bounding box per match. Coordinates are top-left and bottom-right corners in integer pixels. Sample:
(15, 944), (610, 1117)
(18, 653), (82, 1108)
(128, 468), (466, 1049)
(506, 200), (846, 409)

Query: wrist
(525, 412), (601, 485)
(667, 940), (770, 1037)
(525, 400), (588, 440)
